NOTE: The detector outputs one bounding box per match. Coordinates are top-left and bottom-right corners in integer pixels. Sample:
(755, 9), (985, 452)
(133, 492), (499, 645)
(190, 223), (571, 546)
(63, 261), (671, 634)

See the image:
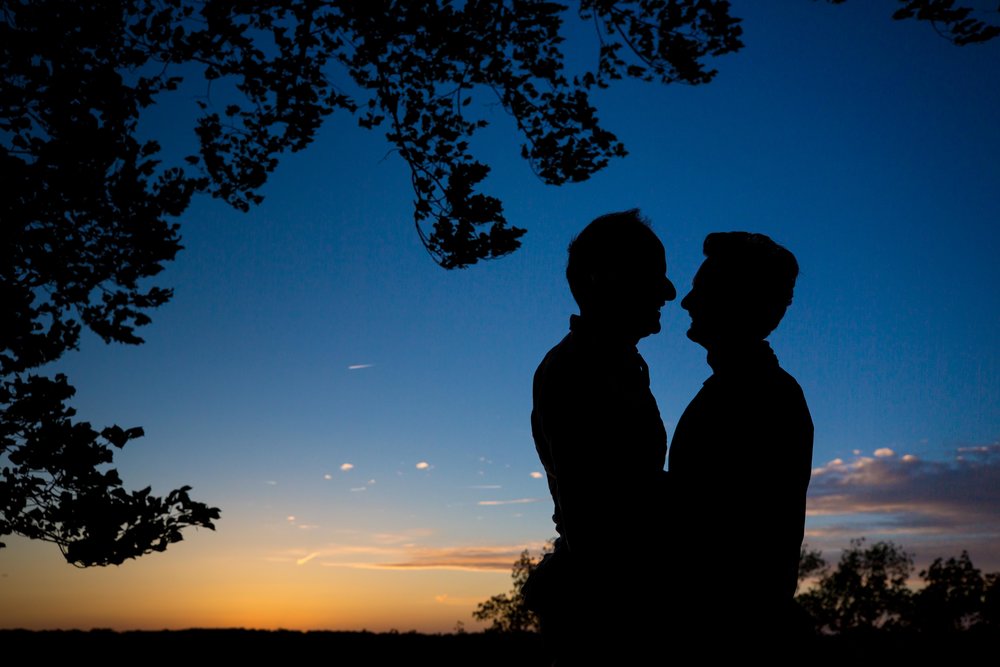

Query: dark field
(1, 629), (547, 665)
(1, 628), (995, 664)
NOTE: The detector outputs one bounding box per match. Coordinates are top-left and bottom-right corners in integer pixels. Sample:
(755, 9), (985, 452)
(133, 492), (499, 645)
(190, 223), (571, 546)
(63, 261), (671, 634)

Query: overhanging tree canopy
(2, 0), (997, 566)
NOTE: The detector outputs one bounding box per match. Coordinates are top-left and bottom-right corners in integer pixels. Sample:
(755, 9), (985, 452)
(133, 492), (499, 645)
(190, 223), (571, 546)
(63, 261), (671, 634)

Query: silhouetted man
(667, 232), (813, 652)
(527, 210), (675, 663)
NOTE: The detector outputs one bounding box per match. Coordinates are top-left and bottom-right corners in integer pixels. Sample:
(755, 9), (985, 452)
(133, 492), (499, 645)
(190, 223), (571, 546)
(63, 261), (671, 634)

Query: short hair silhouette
(702, 231), (799, 338)
(565, 209), (659, 308)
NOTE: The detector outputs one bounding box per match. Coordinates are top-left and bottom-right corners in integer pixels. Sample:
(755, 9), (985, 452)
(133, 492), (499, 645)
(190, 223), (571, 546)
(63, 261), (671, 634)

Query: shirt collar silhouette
(705, 339), (778, 379)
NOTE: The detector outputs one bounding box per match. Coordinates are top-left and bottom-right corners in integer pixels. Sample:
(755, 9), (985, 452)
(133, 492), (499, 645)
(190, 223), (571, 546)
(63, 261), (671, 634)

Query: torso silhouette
(532, 314), (667, 585)
(667, 340), (813, 636)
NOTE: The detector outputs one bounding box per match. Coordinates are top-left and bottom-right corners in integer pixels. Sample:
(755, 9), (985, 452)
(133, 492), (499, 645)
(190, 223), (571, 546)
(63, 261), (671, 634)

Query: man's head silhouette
(681, 232), (798, 348)
(566, 209), (676, 342)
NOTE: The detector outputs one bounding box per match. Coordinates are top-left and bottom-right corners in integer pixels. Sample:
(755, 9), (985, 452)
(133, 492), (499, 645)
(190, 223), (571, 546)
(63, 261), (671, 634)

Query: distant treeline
(798, 539), (999, 635)
(476, 538), (1000, 638)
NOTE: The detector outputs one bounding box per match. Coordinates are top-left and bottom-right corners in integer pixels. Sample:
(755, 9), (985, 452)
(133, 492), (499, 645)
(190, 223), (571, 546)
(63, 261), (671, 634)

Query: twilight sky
(2, 2), (998, 633)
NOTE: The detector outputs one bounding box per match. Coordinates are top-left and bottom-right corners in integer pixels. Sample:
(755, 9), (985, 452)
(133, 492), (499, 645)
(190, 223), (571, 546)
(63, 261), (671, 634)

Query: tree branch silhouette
(2, 0), (995, 566)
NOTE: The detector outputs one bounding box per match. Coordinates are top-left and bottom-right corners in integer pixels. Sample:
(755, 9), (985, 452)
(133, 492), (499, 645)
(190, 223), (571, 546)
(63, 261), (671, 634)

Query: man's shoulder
(708, 360), (812, 431)
(712, 360), (803, 396)
(534, 333), (574, 376)
(767, 365), (814, 442)
(749, 363), (811, 417)
(772, 365), (807, 398)
(534, 328), (632, 401)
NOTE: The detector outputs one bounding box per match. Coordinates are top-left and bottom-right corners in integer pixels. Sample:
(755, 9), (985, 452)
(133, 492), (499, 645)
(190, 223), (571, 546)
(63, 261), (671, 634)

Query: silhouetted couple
(526, 210), (813, 663)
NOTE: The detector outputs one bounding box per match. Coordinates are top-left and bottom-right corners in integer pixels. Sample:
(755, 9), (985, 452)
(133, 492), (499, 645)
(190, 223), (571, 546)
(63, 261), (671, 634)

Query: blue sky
(2, 1), (998, 632)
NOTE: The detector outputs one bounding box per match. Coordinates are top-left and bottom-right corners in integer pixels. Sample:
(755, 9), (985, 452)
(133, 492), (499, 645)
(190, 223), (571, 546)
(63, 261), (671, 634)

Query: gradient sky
(2, 2), (998, 633)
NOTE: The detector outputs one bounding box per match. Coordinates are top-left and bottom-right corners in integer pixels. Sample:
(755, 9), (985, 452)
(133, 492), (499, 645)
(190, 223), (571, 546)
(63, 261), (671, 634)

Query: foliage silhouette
(2, 1), (997, 565)
(984, 572), (1000, 627)
(797, 540), (1000, 635)
(477, 539), (1000, 639)
(827, 0), (1000, 46)
(472, 546), (551, 633)
(2, 0), (743, 565)
(798, 544), (828, 592)
(798, 538), (915, 633)
(915, 550), (988, 632)
(0, 373), (220, 566)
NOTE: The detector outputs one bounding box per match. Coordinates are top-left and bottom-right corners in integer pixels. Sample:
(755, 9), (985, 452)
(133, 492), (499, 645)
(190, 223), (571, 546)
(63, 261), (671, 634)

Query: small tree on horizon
(472, 547), (550, 633)
(798, 538), (915, 633)
(914, 550), (987, 632)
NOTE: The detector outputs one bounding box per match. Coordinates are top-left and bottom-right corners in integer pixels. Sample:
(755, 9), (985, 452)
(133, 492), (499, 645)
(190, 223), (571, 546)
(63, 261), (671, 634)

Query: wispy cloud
(530, 471), (544, 479)
(272, 539), (547, 573)
(415, 461), (430, 470)
(477, 498), (542, 506)
(371, 529), (433, 545)
(348, 364), (374, 370)
(296, 552), (320, 566)
(469, 484), (502, 489)
(340, 463), (354, 471)
(370, 544), (544, 572)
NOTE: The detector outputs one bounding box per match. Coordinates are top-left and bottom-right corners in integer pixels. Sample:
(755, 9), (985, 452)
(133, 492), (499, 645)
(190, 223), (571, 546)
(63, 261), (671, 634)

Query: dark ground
(1, 627), (995, 664)
(0, 628), (548, 665)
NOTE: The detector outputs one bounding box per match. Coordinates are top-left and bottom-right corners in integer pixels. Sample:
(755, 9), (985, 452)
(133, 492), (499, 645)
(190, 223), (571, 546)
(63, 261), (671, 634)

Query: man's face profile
(682, 232), (796, 349)
(596, 239), (676, 341)
(680, 257), (740, 347)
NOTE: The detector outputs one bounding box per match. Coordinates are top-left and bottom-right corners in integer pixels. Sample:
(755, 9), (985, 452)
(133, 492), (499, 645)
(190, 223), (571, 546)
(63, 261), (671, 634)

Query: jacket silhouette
(666, 231), (813, 649)
(527, 210), (674, 662)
